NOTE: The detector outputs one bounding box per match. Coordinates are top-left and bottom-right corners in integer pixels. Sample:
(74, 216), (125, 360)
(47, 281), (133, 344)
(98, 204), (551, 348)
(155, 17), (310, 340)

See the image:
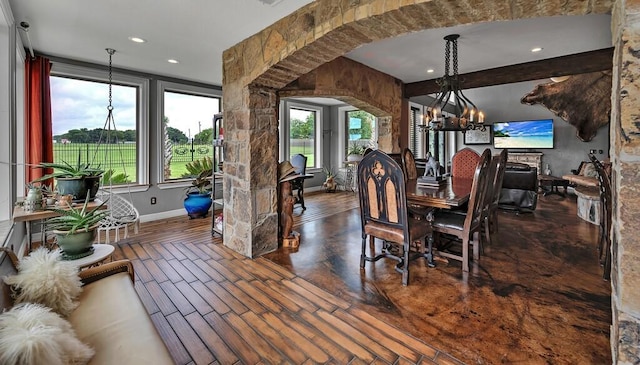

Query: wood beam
(405, 48), (613, 97)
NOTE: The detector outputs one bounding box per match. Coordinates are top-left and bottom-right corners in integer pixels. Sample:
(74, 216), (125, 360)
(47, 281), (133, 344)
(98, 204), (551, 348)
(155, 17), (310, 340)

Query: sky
(50, 77), (220, 139)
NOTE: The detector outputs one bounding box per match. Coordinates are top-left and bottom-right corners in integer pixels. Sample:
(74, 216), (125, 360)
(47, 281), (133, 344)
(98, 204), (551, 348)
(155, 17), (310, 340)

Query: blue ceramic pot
(184, 192), (212, 219)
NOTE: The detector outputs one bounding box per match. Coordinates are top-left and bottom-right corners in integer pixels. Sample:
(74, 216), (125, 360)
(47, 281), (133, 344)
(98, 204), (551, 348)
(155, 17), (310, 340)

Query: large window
(50, 64), (149, 188)
(283, 101), (322, 169)
(159, 81), (221, 181)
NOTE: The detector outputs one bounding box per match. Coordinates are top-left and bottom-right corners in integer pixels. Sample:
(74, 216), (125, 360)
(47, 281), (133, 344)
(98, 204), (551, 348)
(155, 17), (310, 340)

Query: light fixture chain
(444, 39), (451, 76)
(452, 38), (458, 76)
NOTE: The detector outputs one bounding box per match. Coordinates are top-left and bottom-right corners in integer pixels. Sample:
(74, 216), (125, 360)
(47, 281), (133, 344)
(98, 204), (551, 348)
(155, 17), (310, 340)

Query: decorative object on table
(32, 151), (104, 203)
(544, 163), (552, 176)
(183, 169), (213, 219)
(3, 247), (83, 316)
(419, 34), (486, 133)
(422, 152), (441, 178)
(278, 161), (301, 248)
(56, 194), (73, 206)
(45, 195), (109, 260)
(0, 303), (95, 365)
(464, 124), (493, 145)
(23, 182), (44, 212)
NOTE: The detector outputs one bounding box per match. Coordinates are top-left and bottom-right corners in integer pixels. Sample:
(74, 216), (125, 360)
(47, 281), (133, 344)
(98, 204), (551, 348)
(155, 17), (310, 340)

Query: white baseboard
(140, 208), (186, 223)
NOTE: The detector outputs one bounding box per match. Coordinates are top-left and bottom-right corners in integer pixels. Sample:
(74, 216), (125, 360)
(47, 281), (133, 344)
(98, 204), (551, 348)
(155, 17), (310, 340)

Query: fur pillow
(3, 248), (82, 317)
(0, 303), (94, 365)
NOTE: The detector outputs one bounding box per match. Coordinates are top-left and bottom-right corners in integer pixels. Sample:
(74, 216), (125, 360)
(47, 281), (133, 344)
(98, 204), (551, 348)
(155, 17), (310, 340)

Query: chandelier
(421, 34), (485, 132)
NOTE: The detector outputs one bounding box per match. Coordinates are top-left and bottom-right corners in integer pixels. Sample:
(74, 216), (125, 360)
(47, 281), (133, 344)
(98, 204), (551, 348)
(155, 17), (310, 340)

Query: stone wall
(280, 56), (403, 153)
(610, 0), (640, 362)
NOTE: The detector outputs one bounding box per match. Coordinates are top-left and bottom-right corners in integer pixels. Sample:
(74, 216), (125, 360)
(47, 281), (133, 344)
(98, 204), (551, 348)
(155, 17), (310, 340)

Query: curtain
(25, 56), (53, 184)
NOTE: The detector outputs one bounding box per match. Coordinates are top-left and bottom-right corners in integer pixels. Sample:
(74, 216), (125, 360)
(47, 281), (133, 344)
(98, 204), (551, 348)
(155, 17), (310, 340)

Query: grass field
(54, 143), (215, 181)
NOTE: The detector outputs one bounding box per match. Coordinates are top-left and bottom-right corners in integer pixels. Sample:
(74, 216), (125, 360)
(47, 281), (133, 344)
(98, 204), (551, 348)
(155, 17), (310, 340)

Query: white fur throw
(0, 303), (94, 365)
(3, 248), (82, 317)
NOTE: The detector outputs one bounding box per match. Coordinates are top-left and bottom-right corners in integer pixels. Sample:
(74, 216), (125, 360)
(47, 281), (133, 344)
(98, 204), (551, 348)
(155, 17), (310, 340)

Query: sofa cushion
(69, 272), (173, 365)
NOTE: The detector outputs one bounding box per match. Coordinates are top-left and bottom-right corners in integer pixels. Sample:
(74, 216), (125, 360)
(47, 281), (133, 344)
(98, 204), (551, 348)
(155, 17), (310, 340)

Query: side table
(538, 174), (570, 197)
(63, 244), (115, 270)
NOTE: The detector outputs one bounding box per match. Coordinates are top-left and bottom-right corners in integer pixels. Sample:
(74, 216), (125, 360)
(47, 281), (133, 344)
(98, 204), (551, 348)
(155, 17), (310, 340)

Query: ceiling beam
(404, 47), (614, 97)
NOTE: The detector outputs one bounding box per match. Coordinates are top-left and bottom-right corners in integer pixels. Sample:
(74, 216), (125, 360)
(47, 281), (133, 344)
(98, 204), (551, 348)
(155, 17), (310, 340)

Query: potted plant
(347, 141), (366, 162)
(33, 152), (104, 202)
(184, 169), (213, 219)
(45, 195), (109, 260)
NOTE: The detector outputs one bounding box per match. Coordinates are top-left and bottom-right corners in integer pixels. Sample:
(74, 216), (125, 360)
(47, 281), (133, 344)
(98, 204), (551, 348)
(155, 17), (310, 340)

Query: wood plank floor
(107, 196), (462, 365)
(105, 190), (610, 364)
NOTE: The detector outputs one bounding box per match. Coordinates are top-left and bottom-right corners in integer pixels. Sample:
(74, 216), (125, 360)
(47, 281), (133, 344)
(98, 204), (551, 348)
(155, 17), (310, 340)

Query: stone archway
(222, 1), (640, 360)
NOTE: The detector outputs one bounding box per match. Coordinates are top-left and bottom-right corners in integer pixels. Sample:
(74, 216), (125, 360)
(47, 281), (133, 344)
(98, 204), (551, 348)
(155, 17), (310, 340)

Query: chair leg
(472, 231), (480, 261)
(401, 242), (410, 286)
(360, 234), (367, 268)
(462, 237), (470, 272)
(298, 186), (306, 210)
(603, 240), (611, 280)
(483, 216), (491, 248)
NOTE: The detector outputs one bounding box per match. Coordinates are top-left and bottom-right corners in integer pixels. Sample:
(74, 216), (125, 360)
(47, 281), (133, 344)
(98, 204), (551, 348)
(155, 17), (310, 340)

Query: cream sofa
(0, 249), (173, 365)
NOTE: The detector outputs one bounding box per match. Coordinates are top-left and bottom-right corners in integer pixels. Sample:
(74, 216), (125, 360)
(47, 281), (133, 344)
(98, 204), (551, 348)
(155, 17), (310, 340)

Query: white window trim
(156, 80), (222, 185)
(283, 101), (323, 169)
(409, 102), (426, 158)
(51, 62), (150, 187)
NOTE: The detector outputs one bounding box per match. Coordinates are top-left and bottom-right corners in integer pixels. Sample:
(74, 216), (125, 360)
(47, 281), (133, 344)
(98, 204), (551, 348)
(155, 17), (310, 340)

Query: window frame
(156, 80), (222, 185)
(281, 101), (323, 170)
(50, 62), (150, 192)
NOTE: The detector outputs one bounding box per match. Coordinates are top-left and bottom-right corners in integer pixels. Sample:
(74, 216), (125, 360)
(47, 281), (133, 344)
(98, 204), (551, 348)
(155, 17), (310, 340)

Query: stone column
(222, 84), (279, 258)
(610, 0), (640, 363)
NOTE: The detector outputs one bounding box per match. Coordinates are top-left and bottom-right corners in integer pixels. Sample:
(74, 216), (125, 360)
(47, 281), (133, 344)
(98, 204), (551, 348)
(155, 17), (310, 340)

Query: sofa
(498, 162), (538, 212)
(0, 249), (173, 365)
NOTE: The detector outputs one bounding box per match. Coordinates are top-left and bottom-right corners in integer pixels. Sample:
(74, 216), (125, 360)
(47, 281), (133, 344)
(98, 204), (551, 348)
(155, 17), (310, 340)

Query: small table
(63, 244), (115, 270)
(538, 175), (570, 197)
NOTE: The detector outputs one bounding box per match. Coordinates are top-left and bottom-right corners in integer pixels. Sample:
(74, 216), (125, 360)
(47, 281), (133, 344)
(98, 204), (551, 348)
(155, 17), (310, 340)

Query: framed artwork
(464, 125), (492, 145)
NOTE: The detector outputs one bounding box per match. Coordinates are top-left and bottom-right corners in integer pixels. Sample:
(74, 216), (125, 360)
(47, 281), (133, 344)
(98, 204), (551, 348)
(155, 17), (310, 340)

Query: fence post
(190, 138), (195, 161)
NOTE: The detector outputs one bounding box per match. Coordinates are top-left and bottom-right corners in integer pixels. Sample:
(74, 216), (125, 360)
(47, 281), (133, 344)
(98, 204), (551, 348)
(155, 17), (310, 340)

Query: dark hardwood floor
(107, 190), (610, 364)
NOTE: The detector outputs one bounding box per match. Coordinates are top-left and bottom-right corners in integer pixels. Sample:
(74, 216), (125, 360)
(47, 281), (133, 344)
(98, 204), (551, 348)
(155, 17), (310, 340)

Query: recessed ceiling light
(427, 69), (434, 73)
(531, 47), (543, 53)
(167, 59), (179, 64)
(128, 37), (146, 43)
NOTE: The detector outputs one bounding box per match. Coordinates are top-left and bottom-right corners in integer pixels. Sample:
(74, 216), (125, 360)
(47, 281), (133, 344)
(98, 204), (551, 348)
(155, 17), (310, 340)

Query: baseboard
(140, 208), (186, 223)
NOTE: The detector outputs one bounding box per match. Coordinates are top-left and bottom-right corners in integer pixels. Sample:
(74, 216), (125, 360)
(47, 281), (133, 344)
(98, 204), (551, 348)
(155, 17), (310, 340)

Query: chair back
(589, 153), (612, 279)
(452, 147), (481, 179)
(401, 148), (419, 180)
(357, 150), (409, 241)
(464, 149), (492, 233)
(490, 150), (508, 208)
(290, 154), (307, 175)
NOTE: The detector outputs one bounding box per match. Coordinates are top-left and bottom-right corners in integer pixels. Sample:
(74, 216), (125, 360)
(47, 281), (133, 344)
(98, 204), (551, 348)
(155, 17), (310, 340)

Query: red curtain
(25, 56), (53, 183)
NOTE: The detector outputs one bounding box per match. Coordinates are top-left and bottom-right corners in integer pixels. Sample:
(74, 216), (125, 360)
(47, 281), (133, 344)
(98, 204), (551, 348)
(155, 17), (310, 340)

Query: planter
(347, 154), (363, 162)
(184, 192), (212, 219)
(53, 224), (98, 260)
(56, 176), (101, 203)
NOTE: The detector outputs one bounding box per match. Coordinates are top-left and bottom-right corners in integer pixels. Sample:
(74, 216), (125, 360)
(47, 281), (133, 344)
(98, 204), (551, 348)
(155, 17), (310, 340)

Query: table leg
(425, 234), (436, 268)
(26, 221), (32, 252)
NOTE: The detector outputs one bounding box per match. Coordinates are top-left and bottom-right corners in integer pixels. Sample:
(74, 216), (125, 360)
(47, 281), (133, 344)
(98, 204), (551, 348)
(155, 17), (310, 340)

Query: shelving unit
(211, 113), (224, 237)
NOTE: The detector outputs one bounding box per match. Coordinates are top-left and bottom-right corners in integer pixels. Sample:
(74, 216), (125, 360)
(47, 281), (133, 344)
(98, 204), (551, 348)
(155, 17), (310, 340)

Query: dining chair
(430, 149), (492, 272)
(485, 149), (508, 245)
(402, 148), (434, 219)
(290, 154), (308, 210)
(357, 150), (433, 286)
(588, 153), (612, 280)
(451, 147), (481, 179)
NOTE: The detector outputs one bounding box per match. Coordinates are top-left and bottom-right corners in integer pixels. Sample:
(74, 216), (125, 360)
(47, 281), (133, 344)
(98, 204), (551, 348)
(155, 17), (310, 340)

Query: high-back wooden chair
(589, 153), (612, 280)
(431, 149), (492, 272)
(290, 154), (308, 210)
(401, 148), (419, 180)
(357, 150), (432, 286)
(485, 149), (508, 243)
(451, 147), (481, 179)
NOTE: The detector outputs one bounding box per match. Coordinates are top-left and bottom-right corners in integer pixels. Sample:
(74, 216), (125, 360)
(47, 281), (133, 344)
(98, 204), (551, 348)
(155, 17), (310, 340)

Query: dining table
(406, 176), (474, 210)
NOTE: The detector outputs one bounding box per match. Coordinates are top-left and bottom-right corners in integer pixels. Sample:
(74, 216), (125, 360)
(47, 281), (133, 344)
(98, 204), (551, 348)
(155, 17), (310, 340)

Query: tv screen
(493, 119), (554, 149)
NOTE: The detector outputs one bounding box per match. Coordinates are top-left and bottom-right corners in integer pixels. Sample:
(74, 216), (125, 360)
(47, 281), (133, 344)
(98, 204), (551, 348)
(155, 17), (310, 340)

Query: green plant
(186, 170), (213, 195)
(45, 195), (109, 235)
(32, 152), (104, 181)
(347, 141), (365, 156)
(101, 169), (131, 185)
(181, 156), (213, 178)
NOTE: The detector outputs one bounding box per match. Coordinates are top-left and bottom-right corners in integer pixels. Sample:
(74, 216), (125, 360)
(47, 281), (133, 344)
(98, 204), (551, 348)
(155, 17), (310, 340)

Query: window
(158, 81), (221, 181)
(409, 104), (425, 158)
(284, 101), (322, 169)
(50, 63), (149, 188)
(346, 110), (376, 154)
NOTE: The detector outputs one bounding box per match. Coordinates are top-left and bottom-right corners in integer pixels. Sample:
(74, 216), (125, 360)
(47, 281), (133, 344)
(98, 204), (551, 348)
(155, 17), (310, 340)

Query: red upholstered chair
(452, 148), (481, 179)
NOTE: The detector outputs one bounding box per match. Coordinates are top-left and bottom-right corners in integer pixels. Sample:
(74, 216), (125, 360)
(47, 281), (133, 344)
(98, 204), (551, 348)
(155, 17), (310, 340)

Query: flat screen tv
(493, 119), (554, 149)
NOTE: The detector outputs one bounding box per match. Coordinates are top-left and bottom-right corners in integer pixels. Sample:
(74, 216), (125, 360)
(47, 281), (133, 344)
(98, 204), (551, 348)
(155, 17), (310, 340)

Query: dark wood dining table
(406, 176), (474, 210)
